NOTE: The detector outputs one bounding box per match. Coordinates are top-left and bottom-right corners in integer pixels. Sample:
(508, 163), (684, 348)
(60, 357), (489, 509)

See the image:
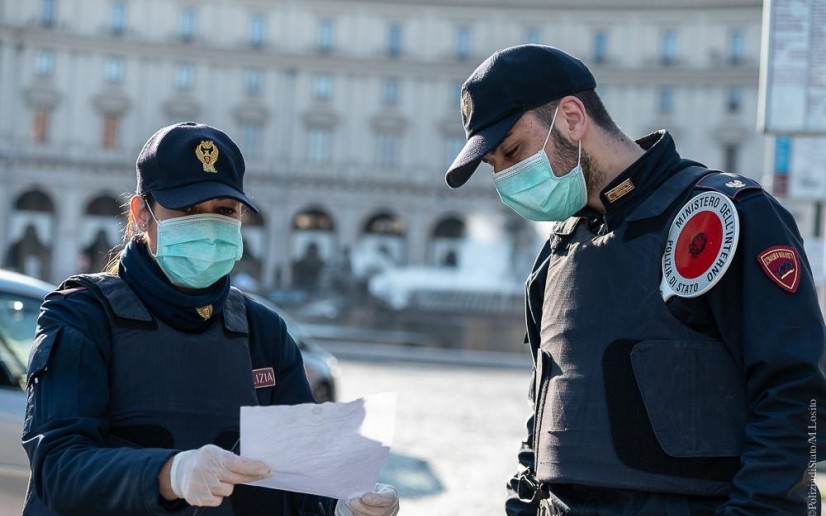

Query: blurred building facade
(2, 0), (821, 323)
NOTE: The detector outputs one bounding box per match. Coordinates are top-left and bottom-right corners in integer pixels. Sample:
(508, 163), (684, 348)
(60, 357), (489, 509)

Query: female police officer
(21, 122), (400, 516)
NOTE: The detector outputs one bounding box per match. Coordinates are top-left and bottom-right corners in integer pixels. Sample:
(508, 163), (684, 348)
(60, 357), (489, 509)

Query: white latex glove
(170, 444), (272, 507)
(335, 483), (400, 516)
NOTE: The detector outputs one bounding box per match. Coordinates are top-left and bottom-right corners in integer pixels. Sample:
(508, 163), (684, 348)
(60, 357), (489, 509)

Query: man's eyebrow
(482, 130), (515, 164)
(493, 131), (514, 153)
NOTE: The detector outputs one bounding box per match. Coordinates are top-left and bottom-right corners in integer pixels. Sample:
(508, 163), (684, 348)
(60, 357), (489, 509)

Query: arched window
(363, 212), (405, 235)
(353, 211), (407, 275)
(80, 194), (122, 273)
(5, 189), (55, 279)
(14, 190), (54, 212)
(429, 216), (465, 267)
(291, 207), (337, 292)
(236, 208), (268, 291)
(293, 208), (335, 231)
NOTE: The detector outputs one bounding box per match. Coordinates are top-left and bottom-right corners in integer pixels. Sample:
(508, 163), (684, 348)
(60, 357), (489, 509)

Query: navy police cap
(445, 44), (596, 189)
(136, 122), (258, 213)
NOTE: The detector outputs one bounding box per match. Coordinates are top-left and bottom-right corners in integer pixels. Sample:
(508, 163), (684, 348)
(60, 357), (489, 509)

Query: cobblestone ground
(336, 358), (532, 516)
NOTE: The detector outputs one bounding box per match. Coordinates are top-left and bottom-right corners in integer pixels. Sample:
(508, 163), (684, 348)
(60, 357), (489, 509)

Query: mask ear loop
(542, 105), (560, 151)
(547, 104), (583, 169)
(577, 139), (582, 166)
(143, 199), (159, 226)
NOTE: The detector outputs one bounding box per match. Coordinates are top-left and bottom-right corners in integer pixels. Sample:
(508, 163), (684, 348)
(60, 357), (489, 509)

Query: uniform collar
(119, 238), (231, 332)
(593, 130), (686, 230)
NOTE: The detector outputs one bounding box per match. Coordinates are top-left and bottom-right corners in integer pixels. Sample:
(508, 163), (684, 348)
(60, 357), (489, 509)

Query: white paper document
(240, 392), (396, 500)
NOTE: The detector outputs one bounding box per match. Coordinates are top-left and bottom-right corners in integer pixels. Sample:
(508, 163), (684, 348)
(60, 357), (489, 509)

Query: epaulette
(694, 172), (762, 202)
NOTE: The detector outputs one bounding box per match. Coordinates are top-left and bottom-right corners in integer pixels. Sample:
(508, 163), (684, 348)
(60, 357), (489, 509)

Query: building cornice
(261, 0), (761, 10)
(0, 27), (760, 85)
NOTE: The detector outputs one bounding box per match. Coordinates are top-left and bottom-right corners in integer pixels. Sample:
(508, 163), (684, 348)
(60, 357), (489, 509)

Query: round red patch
(661, 191), (739, 301)
(674, 211), (723, 279)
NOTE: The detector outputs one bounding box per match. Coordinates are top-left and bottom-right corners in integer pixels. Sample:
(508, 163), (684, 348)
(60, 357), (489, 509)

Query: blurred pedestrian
(445, 44), (826, 515)
(22, 122), (399, 516)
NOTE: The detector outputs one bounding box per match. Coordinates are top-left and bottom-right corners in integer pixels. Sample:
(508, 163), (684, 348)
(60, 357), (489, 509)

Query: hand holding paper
(169, 444), (272, 506)
(240, 392), (397, 500)
(335, 483), (400, 516)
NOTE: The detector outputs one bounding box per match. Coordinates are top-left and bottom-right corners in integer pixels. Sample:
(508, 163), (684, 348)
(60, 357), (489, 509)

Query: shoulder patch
(694, 172), (762, 201)
(252, 367), (276, 389)
(661, 191), (739, 301)
(757, 245), (800, 293)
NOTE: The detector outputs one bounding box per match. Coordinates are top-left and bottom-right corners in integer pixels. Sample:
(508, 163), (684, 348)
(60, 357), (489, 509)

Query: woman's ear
(130, 195), (149, 230)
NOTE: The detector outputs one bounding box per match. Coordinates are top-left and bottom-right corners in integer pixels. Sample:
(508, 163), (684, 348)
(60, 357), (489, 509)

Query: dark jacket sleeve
(244, 298), (337, 515)
(505, 387), (540, 516)
(22, 289), (179, 515)
(505, 241), (552, 516)
(704, 192), (826, 515)
(247, 300), (315, 405)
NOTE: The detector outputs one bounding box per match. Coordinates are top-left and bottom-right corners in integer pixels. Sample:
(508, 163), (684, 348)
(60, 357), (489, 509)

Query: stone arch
(290, 206), (337, 292)
(429, 215), (466, 267)
(4, 188), (55, 279)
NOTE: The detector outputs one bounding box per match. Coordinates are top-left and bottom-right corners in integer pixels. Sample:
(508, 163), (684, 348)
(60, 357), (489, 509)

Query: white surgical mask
(493, 107), (587, 222)
(146, 204), (243, 289)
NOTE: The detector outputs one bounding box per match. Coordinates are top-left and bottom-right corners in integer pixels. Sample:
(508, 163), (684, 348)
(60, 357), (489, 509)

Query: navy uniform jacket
(22, 275), (333, 515)
(505, 131), (826, 515)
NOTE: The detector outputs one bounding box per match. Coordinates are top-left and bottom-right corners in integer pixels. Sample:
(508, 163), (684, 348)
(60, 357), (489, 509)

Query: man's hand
(162, 444), (272, 506)
(335, 483), (400, 516)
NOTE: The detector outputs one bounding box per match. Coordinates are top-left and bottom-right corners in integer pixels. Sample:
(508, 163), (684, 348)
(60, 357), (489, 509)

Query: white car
(0, 269), (54, 390)
(0, 269), (53, 512)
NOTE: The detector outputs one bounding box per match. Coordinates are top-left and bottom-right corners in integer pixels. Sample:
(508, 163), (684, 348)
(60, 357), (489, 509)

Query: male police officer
(445, 44), (826, 515)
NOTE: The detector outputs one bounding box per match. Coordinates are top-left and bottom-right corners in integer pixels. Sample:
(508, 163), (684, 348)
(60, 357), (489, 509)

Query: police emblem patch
(661, 191), (739, 301)
(757, 245), (800, 293)
(460, 89), (472, 124)
(195, 139), (219, 173)
(195, 304), (213, 320)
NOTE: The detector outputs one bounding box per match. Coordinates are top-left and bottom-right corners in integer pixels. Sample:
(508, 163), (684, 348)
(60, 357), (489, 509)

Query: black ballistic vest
(533, 169), (747, 496)
(79, 275), (259, 515)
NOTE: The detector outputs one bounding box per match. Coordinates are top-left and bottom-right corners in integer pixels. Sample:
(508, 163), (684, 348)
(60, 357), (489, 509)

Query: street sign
(787, 136), (826, 199)
(758, 0), (826, 135)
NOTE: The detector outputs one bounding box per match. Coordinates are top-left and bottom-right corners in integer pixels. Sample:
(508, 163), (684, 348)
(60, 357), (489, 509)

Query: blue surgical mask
(492, 107), (587, 222)
(146, 205), (243, 289)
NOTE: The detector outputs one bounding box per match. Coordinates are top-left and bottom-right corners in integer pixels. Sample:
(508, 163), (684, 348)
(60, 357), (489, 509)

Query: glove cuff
(169, 451), (189, 499)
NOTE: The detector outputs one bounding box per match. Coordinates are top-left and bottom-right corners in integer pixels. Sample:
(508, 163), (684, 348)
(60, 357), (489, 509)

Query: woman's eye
(218, 207), (237, 216)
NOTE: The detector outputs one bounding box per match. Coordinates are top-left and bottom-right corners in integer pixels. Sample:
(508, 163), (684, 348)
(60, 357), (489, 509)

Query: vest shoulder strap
(225, 287), (250, 334)
(61, 273), (153, 323)
(626, 165), (712, 222)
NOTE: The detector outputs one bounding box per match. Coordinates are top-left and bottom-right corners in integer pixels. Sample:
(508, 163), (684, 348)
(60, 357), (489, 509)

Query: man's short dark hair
(533, 89), (620, 135)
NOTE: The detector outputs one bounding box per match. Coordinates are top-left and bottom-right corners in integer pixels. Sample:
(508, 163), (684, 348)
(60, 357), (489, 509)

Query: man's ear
(557, 96), (588, 141)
